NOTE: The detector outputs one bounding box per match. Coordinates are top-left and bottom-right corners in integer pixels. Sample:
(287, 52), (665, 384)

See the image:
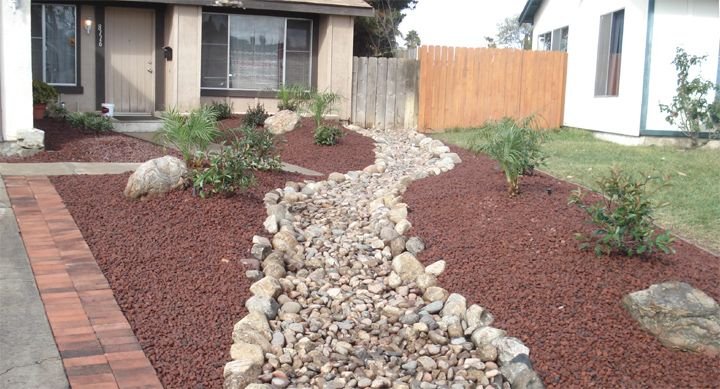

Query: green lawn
(435, 128), (720, 254)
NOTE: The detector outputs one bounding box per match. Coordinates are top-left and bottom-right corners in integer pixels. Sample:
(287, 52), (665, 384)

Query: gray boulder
(124, 156), (186, 199)
(264, 110), (300, 135)
(622, 281), (720, 355)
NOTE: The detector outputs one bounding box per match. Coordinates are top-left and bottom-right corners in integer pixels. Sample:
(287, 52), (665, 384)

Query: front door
(105, 7), (155, 114)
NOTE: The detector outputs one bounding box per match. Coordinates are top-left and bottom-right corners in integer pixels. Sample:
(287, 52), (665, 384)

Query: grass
(435, 128), (720, 253)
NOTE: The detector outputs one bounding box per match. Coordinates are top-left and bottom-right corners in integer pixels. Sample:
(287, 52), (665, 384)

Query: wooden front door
(105, 7), (155, 114)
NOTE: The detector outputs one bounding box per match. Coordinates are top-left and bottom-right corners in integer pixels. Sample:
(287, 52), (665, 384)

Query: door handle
(147, 67), (153, 73)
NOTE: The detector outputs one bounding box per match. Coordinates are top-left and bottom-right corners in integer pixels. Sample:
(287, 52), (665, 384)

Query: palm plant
(277, 84), (311, 111)
(307, 91), (341, 128)
(470, 117), (545, 197)
(156, 106), (220, 164)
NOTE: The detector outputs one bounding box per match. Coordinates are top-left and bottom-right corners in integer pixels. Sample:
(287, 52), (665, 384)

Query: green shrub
(67, 112), (113, 133)
(46, 102), (69, 120)
(307, 91), (341, 128)
(314, 125), (342, 146)
(569, 167), (675, 257)
(157, 107), (219, 164)
(32, 80), (58, 105)
(277, 84), (310, 111)
(190, 147), (255, 198)
(469, 117), (545, 196)
(227, 126), (282, 171)
(659, 48), (720, 147)
(206, 100), (233, 120)
(243, 103), (269, 128)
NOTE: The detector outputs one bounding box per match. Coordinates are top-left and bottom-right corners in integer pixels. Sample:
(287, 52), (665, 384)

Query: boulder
(622, 281), (720, 355)
(441, 293), (467, 319)
(405, 237), (425, 255)
(264, 110), (300, 135)
(17, 128), (45, 149)
(223, 359), (262, 389)
(471, 326), (506, 348)
(124, 156), (187, 199)
(392, 252), (425, 282)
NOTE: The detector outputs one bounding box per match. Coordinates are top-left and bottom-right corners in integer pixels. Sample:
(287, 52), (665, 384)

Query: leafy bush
(243, 103), (269, 128)
(659, 47), (720, 147)
(67, 112), (113, 133)
(157, 107), (219, 164)
(569, 167), (675, 257)
(206, 100), (233, 120)
(469, 117), (545, 196)
(227, 126), (282, 170)
(46, 102), (69, 120)
(307, 91), (341, 128)
(32, 80), (58, 105)
(314, 125), (342, 146)
(277, 84), (310, 111)
(190, 147), (255, 198)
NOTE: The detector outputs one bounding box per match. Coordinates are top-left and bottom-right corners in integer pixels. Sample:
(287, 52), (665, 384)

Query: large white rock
(124, 156), (186, 199)
(264, 110), (300, 135)
(17, 128), (45, 149)
(391, 252), (424, 282)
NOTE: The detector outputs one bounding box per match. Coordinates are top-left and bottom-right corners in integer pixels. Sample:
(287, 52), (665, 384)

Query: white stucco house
(519, 0), (720, 142)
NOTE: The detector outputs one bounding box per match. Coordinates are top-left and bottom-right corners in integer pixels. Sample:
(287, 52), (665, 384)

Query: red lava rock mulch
(403, 146), (720, 388)
(217, 116), (376, 175)
(50, 170), (307, 389)
(0, 119), (176, 163)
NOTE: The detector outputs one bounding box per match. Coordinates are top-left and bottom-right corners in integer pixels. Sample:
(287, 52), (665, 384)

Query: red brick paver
(5, 176), (163, 389)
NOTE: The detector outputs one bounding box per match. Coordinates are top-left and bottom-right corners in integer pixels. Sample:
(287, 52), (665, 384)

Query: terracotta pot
(33, 103), (47, 120)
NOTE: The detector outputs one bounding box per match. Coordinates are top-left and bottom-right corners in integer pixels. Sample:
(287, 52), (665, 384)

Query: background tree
(405, 29), (421, 49)
(484, 37), (497, 48)
(495, 15), (533, 50)
(354, 0), (418, 57)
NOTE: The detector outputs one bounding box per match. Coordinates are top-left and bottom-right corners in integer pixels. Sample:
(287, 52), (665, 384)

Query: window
(201, 13), (312, 91)
(31, 4), (77, 86)
(595, 9), (624, 96)
(538, 27), (568, 52)
(551, 27), (569, 52)
(538, 32), (551, 51)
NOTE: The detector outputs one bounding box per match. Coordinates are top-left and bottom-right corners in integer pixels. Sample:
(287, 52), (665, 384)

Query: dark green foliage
(659, 47), (720, 146)
(227, 126), (282, 170)
(157, 106), (220, 164)
(353, 0), (418, 57)
(207, 100), (233, 120)
(190, 147), (255, 198)
(569, 167), (675, 257)
(46, 103), (69, 120)
(67, 112), (113, 133)
(32, 80), (58, 105)
(243, 103), (269, 128)
(314, 125), (342, 146)
(469, 117), (545, 196)
(277, 84), (311, 111)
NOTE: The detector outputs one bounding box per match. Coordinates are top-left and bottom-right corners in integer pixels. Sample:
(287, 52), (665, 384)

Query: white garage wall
(532, 0), (650, 136)
(644, 0), (719, 133)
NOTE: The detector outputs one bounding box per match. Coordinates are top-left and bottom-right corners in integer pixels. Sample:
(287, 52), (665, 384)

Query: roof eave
(518, 0), (543, 25)
(214, 0), (374, 17)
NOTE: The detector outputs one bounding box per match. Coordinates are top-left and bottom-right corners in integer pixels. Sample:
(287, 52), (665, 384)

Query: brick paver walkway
(5, 176), (162, 389)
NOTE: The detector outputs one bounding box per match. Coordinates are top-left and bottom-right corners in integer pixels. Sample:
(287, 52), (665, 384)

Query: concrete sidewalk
(0, 162), (141, 176)
(0, 177), (69, 388)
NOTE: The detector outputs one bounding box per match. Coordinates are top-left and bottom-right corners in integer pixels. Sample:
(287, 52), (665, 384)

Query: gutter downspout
(639, 0), (655, 135)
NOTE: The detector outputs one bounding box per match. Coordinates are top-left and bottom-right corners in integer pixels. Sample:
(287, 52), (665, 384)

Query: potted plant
(32, 80), (59, 120)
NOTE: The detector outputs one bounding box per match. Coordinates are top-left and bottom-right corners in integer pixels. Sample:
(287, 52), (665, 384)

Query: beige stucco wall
(163, 5), (202, 112)
(317, 15), (354, 120)
(60, 4), (95, 112)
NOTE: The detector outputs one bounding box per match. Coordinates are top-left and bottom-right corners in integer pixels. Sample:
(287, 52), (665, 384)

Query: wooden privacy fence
(417, 46), (568, 131)
(351, 57), (419, 130)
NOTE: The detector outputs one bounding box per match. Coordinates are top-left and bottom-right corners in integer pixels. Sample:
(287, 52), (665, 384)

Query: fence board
(355, 57), (368, 127)
(417, 47), (567, 131)
(366, 57), (378, 128)
(375, 58), (388, 129)
(385, 58), (398, 129)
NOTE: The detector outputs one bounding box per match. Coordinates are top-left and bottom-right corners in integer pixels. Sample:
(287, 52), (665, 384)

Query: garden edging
(224, 125), (545, 388)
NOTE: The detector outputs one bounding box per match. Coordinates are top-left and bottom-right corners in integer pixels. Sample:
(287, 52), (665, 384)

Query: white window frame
(32, 3), (78, 87)
(201, 12), (313, 92)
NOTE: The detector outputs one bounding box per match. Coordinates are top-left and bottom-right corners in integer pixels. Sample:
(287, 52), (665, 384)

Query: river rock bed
(225, 126), (543, 389)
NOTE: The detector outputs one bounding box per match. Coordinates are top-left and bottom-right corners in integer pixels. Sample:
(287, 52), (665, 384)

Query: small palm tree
(156, 106), (220, 164)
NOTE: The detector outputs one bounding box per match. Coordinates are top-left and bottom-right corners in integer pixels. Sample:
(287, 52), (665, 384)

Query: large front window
(201, 13), (312, 91)
(31, 4), (77, 86)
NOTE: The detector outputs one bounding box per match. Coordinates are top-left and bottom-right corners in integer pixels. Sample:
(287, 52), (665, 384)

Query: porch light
(84, 17), (93, 35)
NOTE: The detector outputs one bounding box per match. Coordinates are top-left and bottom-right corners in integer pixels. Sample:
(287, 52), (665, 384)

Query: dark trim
(640, 129), (714, 138)
(236, 0), (373, 17)
(519, 0), (543, 24)
(55, 85), (84, 94)
(201, 89), (277, 98)
(155, 7), (165, 111)
(639, 0), (655, 131)
(94, 5), (105, 110)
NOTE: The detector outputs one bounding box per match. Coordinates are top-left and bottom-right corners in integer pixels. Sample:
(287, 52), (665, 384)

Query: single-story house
(519, 0), (720, 143)
(0, 0), (372, 148)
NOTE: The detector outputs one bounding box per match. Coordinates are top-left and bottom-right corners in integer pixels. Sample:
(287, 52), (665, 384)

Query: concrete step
(111, 117), (163, 133)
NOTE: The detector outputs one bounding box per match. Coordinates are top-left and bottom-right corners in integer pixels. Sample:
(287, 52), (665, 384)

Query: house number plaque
(97, 24), (103, 48)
